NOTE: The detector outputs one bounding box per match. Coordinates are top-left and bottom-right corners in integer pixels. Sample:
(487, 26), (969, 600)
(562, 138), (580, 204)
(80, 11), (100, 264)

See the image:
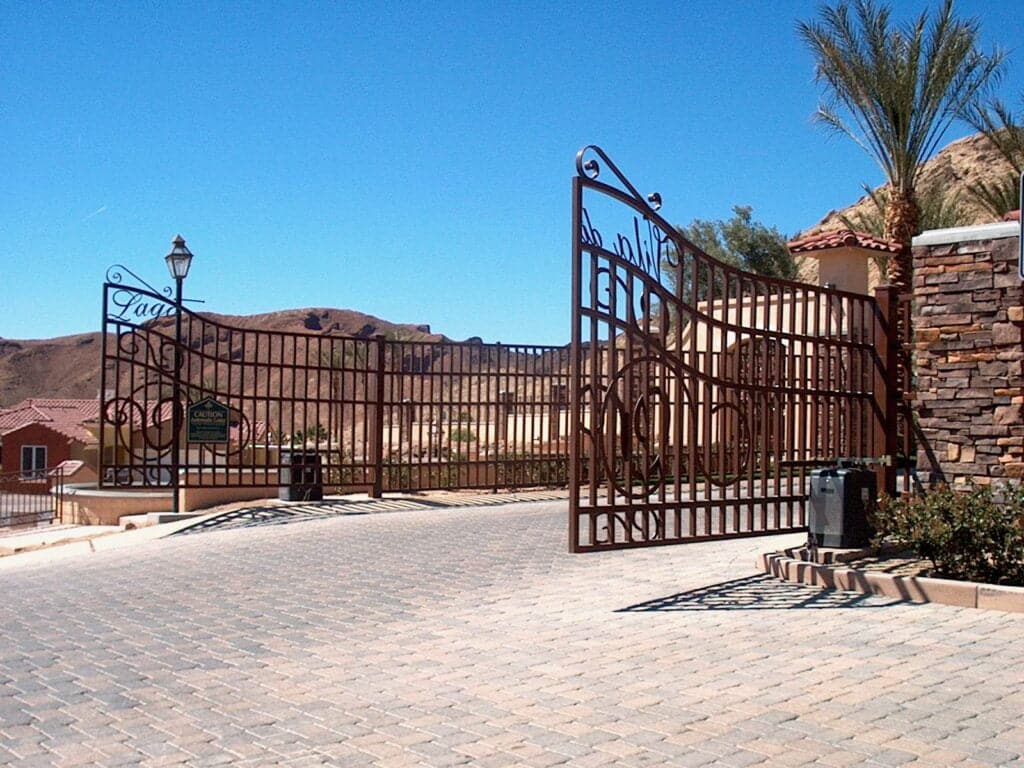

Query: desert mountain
(3, 132), (1014, 407)
(803, 131), (1016, 237)
(0, 308), (442, 407)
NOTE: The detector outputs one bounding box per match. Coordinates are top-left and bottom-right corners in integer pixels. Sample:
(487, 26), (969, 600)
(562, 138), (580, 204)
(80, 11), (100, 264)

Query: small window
(20, 445), (47, 480)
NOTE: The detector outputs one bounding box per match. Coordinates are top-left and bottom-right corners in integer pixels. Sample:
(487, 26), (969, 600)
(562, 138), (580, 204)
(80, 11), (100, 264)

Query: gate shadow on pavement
(174, 504), (360, 534)
(175, 500), (444, 535)
(174, 492), (568, 535)
(617, 573), (907, 611)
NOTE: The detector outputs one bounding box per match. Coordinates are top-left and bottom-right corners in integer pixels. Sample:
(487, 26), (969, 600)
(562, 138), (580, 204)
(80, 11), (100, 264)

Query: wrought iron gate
(569, 146), (898, 552)
(99, 276), (570, 494)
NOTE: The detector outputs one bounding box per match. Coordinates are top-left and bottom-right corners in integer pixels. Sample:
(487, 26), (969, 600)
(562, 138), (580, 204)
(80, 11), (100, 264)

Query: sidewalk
(0, 514), (208, 571)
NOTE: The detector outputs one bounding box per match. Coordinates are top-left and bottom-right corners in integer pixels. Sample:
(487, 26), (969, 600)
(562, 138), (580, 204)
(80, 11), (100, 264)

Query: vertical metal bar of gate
(569, 175), (583, 551)
(370, 334), (386, 498)
(99, 287), (109, 484)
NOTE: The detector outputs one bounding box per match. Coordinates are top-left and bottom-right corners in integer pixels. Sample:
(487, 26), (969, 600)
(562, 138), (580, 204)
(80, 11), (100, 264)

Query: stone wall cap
(913, 221), (1019, 247)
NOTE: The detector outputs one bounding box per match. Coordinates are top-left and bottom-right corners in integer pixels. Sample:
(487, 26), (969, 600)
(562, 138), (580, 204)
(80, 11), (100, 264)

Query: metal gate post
(54, 467), (64, 524)
(873, 285), (899, 496)
(99, 287), (109, 488)
(370, 334), (386, 498)
(568, 174), (583, 553)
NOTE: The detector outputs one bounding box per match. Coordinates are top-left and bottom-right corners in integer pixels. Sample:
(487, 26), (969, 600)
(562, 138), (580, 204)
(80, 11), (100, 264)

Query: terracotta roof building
(0, 398), (100, 480)
(0, 399), (99, 443)
(787, 229), (900, 294)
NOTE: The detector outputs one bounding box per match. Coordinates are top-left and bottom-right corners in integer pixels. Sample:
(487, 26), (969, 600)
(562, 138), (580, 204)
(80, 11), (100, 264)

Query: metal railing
(0, 467), (63, 529)
(99, 290), (572, 494)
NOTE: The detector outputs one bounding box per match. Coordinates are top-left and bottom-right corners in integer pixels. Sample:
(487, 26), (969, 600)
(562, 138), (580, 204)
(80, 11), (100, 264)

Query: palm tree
(839, 180), (970, 276)
(799, 0), (1002, 290)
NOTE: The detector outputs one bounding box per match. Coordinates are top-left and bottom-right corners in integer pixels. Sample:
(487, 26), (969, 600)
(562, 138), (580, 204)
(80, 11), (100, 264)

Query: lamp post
(164, 235), (193, 515)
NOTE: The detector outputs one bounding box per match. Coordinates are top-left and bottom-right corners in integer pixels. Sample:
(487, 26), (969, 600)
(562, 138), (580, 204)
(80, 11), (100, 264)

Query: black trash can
(279, 450), (323, 502)
(808, 461), (877, 548)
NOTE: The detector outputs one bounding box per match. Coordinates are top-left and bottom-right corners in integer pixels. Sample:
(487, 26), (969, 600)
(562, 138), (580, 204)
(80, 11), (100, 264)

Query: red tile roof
(0, 399), (99, 444)
(230, 420), (270, 445)
(787, 229), (902, 255)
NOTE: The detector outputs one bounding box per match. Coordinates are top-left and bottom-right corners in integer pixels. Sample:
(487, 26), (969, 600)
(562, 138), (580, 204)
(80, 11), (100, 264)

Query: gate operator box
(279, 450), (324, 502)
(808, 463), (877, 548)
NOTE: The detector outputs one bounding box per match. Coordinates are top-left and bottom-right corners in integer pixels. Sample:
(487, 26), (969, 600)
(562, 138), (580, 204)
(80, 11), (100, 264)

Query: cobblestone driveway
(1, 501), (1023, 767)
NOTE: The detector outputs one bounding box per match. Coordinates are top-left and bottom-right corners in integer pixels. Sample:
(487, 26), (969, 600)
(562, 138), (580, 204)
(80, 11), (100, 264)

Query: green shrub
(493, 453), (569, 487)
(874, 484), (1024, 585)
(449, 428), (476, 443)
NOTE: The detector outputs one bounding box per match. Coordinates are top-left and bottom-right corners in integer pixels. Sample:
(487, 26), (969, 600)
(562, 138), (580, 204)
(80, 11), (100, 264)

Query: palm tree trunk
(883, 185), (920, 291)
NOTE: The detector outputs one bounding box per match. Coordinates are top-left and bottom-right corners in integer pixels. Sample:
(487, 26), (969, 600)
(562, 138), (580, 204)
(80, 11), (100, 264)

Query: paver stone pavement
(0, 499), (1022, 767)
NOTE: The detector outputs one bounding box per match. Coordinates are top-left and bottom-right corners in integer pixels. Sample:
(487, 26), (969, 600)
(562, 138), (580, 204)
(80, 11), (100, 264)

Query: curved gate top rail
(569, 145), (898, 553)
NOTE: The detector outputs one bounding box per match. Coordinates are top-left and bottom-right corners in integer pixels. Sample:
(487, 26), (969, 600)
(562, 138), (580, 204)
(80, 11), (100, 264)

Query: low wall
(62, 486), (171, 526)
(178, 469), (280, 511)
(181, 485), (278, 511)
(912, 222), (1024, 488)
(61, 470), (284, 526)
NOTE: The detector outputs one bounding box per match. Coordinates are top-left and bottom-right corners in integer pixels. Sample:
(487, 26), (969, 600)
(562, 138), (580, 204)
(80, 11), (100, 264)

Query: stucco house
(0, 398), (100, 486)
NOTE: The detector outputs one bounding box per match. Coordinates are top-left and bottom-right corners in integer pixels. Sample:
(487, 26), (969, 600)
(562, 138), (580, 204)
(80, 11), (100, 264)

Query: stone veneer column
(912, 223), (1024, 488)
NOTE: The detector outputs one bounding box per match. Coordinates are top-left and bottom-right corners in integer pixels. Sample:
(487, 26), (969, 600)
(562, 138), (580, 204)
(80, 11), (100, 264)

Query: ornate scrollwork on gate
(104, 264), (204, 322)
(595, 355), (675, 500)
(576, 145), (673, 283)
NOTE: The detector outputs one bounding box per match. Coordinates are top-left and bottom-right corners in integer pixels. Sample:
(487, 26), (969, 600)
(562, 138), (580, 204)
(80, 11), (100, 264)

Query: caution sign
(187, 397), (230, 443)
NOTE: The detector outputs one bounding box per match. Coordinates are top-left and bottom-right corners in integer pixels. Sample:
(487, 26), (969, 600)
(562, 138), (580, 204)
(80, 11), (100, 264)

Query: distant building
(0, 399), (99, 483)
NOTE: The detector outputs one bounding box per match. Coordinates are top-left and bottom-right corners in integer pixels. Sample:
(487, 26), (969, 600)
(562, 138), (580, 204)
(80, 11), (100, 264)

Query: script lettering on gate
(576, 146), (673, 285)
(104, 264), (204, 322)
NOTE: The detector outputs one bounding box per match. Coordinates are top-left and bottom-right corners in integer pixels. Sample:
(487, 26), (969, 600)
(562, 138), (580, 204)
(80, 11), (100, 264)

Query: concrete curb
(0, 511), (227, 572)
(758, 549), (1024, 613)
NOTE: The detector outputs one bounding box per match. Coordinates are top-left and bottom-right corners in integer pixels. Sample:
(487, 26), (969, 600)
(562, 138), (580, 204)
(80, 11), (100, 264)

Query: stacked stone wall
(912, 234), (1024, 487)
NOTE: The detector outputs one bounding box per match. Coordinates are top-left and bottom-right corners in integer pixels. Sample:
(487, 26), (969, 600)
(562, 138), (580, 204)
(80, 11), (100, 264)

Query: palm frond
(798, 0), (1003, 209)
(967, 175), (1021, 219)
(963, 95), (1024, 173)
(840, 179), (970, 236)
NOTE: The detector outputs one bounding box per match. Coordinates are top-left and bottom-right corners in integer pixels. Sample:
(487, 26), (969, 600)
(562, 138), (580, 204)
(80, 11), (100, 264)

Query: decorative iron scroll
(576, 146), (672, 282)
(569, 145), (890, 552)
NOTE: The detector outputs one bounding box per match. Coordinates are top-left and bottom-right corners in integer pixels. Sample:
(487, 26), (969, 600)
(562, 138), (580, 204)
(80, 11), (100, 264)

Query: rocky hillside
(804, 131), (1016, 236)
(0, 309), (442, 407)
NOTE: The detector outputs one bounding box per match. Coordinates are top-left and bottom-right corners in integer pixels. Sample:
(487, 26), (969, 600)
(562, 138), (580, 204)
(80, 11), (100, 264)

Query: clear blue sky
(3, 0), (1021, 345)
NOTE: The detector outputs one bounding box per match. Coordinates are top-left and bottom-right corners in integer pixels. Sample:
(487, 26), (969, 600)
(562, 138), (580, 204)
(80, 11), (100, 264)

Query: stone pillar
(911, 223), (1024, 488)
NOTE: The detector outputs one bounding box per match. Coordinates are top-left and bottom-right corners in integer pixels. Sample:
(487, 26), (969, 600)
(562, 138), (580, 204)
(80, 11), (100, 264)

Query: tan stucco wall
(795, 247), (884, 294)
(62, 492), (170, 526)
(181, 484), (279, 511)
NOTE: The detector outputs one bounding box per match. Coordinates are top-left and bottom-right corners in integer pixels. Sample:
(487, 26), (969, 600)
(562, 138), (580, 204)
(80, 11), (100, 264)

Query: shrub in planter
(874, 484), (1024, 586)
